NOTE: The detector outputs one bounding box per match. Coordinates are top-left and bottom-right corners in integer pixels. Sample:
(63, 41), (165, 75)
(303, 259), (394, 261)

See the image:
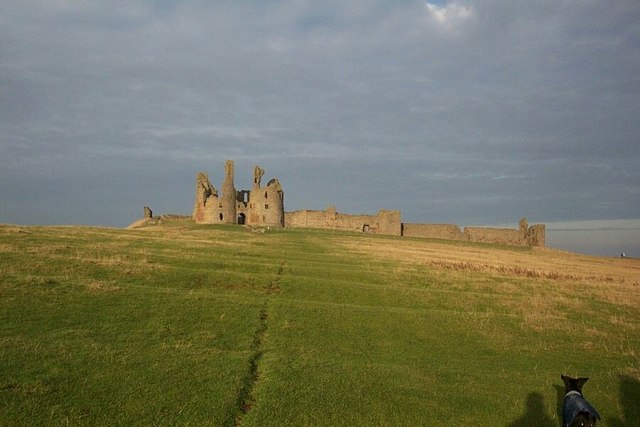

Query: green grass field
(1, 221), (638, 426)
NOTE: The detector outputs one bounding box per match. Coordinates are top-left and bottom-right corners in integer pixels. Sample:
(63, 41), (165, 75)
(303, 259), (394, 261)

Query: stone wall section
(285, 206), (402, 236)
(377, 210), (403, 236)
(402, 218), (545, 247)
(402, 223), (465, 240)
(463, 227), (524, 245)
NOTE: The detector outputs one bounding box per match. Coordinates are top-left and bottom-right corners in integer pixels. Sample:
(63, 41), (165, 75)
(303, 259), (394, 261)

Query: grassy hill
(1, 220), (638, 426)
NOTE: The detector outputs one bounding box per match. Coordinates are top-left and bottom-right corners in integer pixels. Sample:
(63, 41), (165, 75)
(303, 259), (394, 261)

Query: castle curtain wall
(284, 207), (402, 236)
(402, 221), (545, 247)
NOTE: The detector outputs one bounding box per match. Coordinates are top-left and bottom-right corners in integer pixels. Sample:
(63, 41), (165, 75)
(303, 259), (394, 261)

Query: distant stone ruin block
(144, 206), (153, 219)
(527, 224), (545, 247)
(376, 210), (402, 236)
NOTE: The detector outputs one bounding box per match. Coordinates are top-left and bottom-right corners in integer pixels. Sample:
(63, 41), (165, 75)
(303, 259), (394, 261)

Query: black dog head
(562, 375), (590, 394)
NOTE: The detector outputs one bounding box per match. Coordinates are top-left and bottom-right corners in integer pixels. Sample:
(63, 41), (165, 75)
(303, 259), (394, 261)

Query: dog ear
(576, 377), (589, 389)
(561, 374), (571, 386)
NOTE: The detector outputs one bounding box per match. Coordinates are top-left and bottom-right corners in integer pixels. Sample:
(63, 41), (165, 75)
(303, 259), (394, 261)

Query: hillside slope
(1, 221), (638, 426)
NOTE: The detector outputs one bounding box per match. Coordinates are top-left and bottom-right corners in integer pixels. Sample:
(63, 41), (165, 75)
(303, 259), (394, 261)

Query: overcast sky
(1, 1), (639, 254)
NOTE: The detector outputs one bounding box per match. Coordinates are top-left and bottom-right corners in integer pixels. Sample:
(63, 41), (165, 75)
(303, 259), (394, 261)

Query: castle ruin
(188, 160), (545, 247)
(193, 160), (284, 228)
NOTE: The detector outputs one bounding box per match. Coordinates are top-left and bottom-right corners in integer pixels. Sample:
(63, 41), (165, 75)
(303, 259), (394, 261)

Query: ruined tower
(520, 217), (546, 247)
(220, 160), (236, 224)
(192, 172), (217, 223)
(248, 165), (284, 227)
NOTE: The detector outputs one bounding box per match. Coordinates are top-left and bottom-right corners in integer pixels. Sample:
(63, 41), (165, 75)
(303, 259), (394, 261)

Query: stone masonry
(402, 217), (545, 247)
(192, 160), (284, 228)
(285, 206), (402, 236)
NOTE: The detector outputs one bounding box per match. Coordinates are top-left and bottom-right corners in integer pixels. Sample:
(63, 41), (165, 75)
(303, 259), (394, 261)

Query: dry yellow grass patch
(339, 236), (640, 333)
(340, 237), (640, 286)
(86, 281), (121, 293)
(0, 225), (31, 234)
(0, 243), (15, 252)
(125, 227), (264, 253)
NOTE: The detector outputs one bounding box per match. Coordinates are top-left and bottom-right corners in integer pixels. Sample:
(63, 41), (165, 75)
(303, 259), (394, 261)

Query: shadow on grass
(608, 375), (640, 427)
(554, 384), (565, 423)
(507, 392), (555, 427)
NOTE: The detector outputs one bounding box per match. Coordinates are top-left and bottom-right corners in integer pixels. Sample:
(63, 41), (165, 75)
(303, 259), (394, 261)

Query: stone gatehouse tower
(192, 160), (284, 227)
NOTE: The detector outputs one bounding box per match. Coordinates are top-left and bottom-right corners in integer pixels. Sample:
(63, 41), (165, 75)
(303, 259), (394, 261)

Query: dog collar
(564, 390), (582, 398)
